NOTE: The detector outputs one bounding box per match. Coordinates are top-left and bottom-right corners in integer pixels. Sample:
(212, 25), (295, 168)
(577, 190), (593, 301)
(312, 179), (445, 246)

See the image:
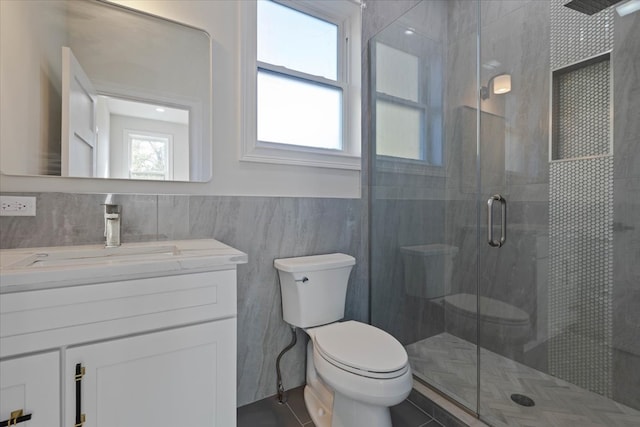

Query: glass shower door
(477, 1), (640, 425)
(368, 0), (481, 415)
(476, 1), (550, 422)
(369, 0), (640, 424)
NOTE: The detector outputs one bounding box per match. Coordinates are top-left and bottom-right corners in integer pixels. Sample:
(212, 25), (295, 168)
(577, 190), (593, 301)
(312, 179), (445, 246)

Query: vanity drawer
(0, 269), (237, 358)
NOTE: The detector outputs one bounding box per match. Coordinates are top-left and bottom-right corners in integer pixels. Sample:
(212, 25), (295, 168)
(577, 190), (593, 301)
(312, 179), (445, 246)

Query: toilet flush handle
(295, 276), (309, 283)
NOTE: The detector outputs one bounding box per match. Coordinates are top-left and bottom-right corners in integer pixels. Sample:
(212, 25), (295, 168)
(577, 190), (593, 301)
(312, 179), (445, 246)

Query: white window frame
(241, 0), (361, 170)
(125, 129), (174, 181)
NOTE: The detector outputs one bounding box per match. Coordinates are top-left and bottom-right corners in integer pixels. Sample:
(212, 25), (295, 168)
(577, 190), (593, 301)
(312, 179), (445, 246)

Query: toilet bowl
(445, 293), (530, 357)
(399, 244), (530, 355)
(274, 254), (412, 427)
(304, 321), (412, 427)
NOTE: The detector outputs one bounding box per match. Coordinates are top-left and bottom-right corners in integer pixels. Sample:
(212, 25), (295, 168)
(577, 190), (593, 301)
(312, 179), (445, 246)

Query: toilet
(444, 293), (530, 358)
(400, 244), (459, 299)
(274, 253), (412, 427)
(400, 244), (531, 356)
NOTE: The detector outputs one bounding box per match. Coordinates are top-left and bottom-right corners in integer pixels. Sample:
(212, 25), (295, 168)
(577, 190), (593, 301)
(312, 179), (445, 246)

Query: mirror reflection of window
(127, 132), (172, 181)
(100, 97), (189, 181)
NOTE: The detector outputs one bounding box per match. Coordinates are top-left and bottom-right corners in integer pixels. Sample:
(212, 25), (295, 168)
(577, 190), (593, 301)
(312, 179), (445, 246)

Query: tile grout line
(285, 401), (306, 426)
(406, 397), (435, 420)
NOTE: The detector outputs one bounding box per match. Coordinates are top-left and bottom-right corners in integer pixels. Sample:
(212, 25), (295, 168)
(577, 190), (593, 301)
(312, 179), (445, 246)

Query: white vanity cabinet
(65, 320), (235, 427)
(0, 352), (60, 427)
(0, 239), (247, 427)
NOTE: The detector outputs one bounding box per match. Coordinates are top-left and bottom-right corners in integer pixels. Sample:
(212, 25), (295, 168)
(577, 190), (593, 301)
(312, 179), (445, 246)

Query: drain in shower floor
(511, 394), (535, 407)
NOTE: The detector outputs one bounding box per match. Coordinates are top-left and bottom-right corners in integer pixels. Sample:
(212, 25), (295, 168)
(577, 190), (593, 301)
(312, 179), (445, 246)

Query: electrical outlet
(0, 196), (36, 216)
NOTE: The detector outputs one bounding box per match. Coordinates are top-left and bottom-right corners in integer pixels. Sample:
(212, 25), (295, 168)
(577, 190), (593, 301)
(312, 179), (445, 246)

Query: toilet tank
(274, 253), (355, 328)
(400, 244), (458, 299)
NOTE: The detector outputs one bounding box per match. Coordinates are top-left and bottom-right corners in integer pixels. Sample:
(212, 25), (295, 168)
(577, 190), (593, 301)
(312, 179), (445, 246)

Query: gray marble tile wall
(362, 0), (422, 46)
(0, 192), (367, 406)
(441, 0), (480, 362)
(370, 197), (447, 344)
(612, 8), (640, 410)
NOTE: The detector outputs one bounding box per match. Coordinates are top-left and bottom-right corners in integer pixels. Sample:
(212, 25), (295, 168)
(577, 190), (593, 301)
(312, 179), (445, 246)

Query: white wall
(0, 1), (65, 176)
(1, 0), (361, 198)
(109, 115), (189, 181)
(96, 97), (111, 179)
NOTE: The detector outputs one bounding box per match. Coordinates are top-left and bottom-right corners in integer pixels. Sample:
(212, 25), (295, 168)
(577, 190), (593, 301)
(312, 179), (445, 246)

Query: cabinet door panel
(0, 351), (60, 427)
(65, 320), (235, 427)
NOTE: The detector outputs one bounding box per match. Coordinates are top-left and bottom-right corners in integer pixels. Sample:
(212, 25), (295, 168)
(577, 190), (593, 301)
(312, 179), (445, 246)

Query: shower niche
(551, 52), (612, 161)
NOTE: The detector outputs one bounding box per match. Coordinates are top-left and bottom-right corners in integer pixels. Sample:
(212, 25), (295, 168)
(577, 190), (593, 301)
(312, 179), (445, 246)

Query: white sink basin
(5, 245), (181, 269)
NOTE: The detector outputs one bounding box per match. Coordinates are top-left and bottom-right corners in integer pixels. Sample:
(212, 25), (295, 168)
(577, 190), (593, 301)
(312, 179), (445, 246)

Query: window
(126, 130), (173, 180)
(373, 39), (444, 169)
(375, 42), (422, 160)
(241, 0), (361, 170)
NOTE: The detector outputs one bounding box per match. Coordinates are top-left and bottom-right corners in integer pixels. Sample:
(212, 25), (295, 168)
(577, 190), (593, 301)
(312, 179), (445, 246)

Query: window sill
(375, 156), (445, 177)
(240, 143), (360, 170)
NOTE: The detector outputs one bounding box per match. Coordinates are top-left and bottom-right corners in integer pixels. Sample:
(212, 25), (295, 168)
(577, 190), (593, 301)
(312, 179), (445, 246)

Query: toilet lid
(444, 293), (530, 326)
(313, 321), (408, 377)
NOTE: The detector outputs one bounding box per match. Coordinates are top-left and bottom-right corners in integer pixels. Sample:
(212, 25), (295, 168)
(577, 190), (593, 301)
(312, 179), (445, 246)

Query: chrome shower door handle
(487, 194), (507, 248)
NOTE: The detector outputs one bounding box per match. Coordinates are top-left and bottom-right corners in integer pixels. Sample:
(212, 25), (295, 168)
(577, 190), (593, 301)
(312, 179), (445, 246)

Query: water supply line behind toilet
(276, 325), (298, 404)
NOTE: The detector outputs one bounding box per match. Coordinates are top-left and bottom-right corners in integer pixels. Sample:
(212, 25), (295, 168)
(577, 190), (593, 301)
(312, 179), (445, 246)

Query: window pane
(258, 71), (342, 150)
(376, 100), (422, 160)
(257, 0), (337, 80)
(376, 43), (419, 102)
(130, 172), (165, 180)
(130, 137), (169, 179)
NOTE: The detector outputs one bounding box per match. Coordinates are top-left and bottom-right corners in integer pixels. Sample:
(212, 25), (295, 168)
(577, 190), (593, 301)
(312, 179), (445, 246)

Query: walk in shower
(368, 1), (640, 425)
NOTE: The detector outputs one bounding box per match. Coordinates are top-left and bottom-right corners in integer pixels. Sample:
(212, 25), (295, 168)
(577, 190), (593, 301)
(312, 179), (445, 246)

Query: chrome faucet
(103, 204), (121, 247)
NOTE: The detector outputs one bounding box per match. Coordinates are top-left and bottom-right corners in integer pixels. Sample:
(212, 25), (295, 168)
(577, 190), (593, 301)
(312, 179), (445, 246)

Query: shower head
(564, 0), (624, 14)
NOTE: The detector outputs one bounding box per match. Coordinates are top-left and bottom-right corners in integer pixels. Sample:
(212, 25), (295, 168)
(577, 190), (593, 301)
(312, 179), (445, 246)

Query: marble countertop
(0, 239), (247, 293)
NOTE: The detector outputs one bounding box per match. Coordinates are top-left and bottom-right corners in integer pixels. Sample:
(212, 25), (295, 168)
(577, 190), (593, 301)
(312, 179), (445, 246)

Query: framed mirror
(0, 0), (211, 182)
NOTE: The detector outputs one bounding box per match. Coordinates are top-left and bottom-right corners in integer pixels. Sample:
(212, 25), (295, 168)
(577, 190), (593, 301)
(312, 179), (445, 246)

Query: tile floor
(238, 331), (640, 427)
(237, 385), (448, 427)
(406, 333), (640, 427)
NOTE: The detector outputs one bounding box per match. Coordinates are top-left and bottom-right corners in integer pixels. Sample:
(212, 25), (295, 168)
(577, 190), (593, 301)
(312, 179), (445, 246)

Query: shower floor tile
(406, 333), (640, 427)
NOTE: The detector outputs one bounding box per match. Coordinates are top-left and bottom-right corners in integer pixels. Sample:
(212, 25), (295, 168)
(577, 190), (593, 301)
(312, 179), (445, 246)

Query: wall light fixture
(481, 73), (512, 100)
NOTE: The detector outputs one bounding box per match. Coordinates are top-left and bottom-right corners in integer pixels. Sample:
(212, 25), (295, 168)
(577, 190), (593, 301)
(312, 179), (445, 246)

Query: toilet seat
(312, 321), (408, 379)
